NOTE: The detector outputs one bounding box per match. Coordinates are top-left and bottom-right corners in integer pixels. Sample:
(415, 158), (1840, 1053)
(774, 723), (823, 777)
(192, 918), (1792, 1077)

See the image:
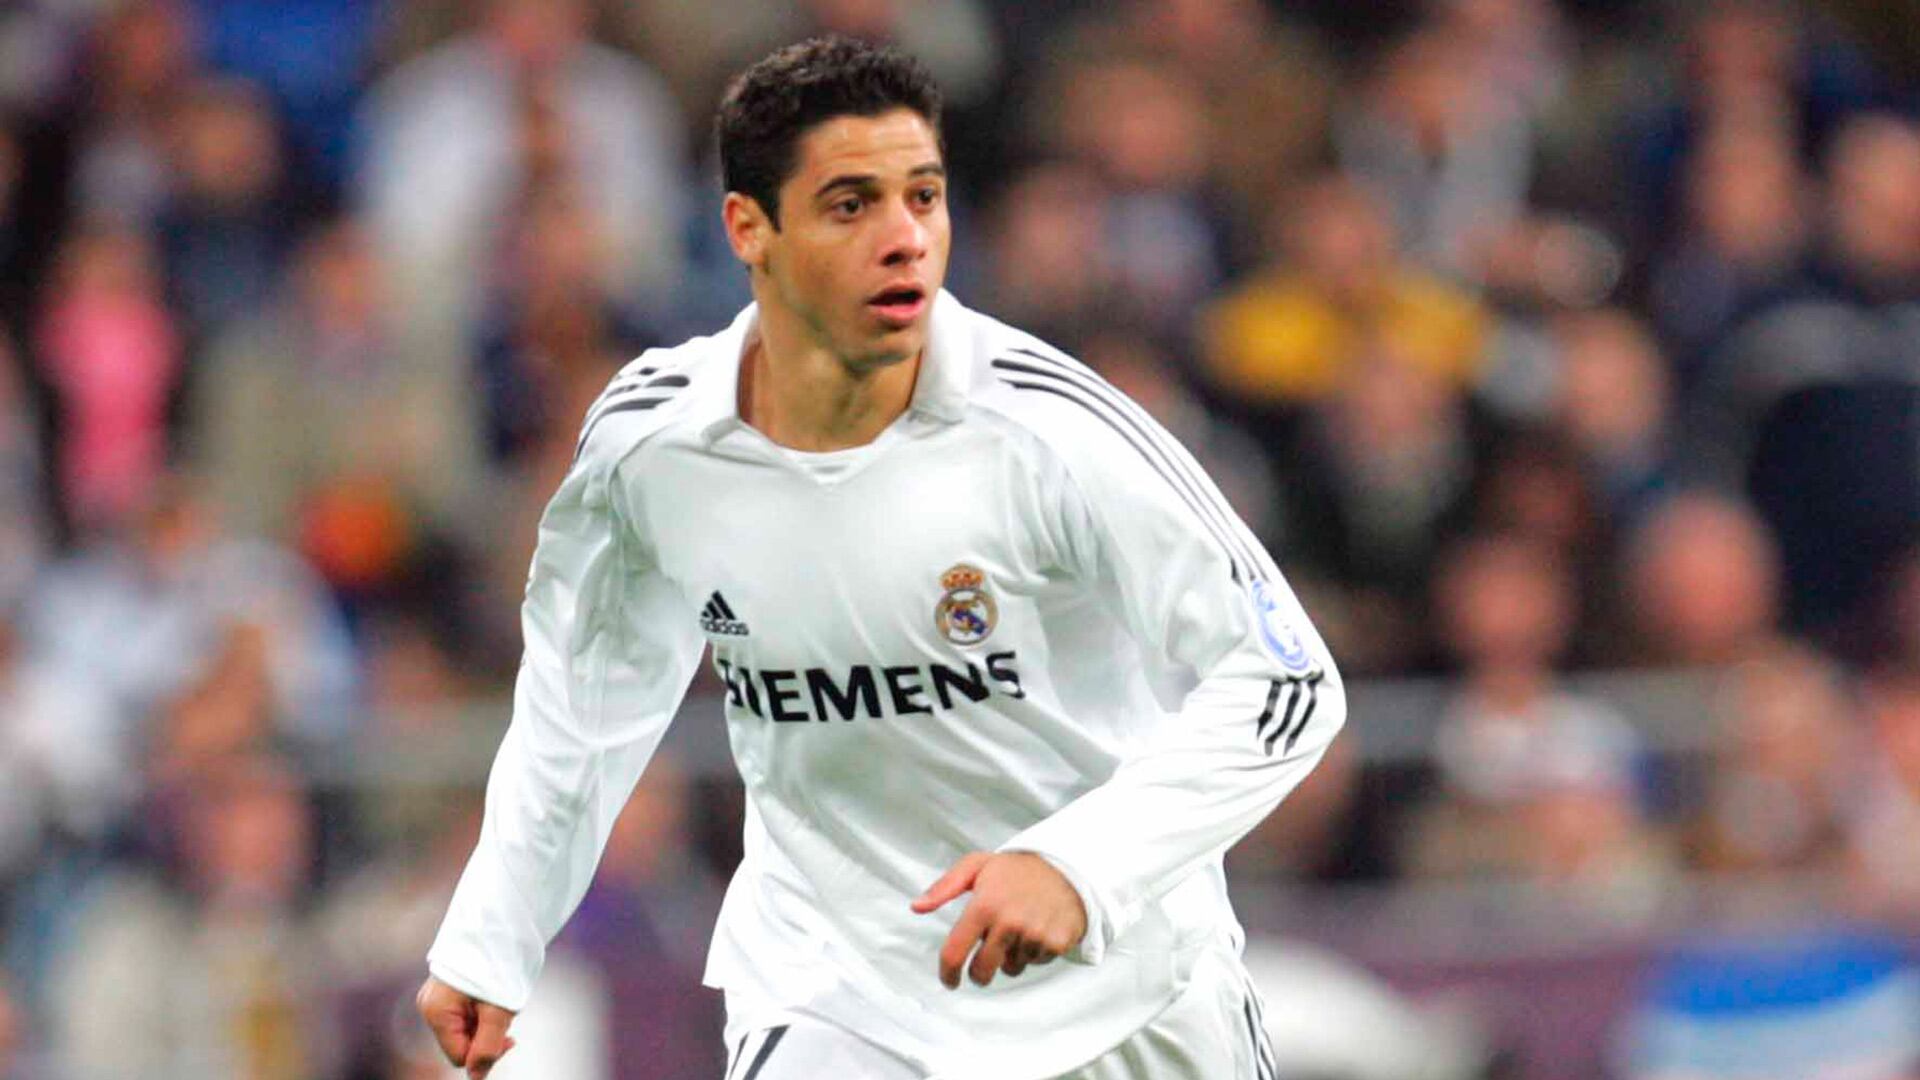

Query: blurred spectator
(49, 755), (331, 1080)
(156, 76), (296, 342)
(32, 224), (180, 536)
(797, 0), (1001, 105)
(1621, 492), (1780, 667)
(1690, 134), (1920, 485)
(1504, 729), (1668, 918)
(1279, 344), (1476, 672)
(1430, 534), (1588, 782)
(658, 178), (759, 344)
(1468, 429), (1607, 573)
(359, 608), (474, 731)
(69, 0), (198, 226)
(0, 4), (87, 118)
(1439, 0), (1568, 118)
(1040, 52), (1226, 333)
(975, 160), (1116, 352)
(685, 0), (1001, 112)
(1646, 112), (1812, 386)
(1690, 643), (1854, 878)
(0, 604), (120, 890)
(467, 186), (649, 653)
(1546, 308), (1674, 524)
(1846, 670), (1920, 919)
(1712, 129), (1920, 632)
(1334, 11), (1553, 280)
(321, 795), (481, 990)
(359, 0), (688, 345)
(557, 754), (726, 1079)
(1365, 3), (1629, 309)
(475, 183), (655, 468)
(21, 477), (357, 751)
(188, 216), (479, 562)
(186, 0), (380, 197)
(1680, 0), (1804, 121)
(1812, 113), (1920, 304)
(152, 620), (279, 784)
(1468, 210), (1624, 313)
(1625, 0), (1880, 248)
(1094, 0), (1336, 248)
(1199, 174), (1488, 409)
(1407, 533), (1665, 910)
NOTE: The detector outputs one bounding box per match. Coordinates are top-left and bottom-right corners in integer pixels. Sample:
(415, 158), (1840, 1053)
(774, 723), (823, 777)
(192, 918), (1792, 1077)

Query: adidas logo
(699, 591), (749, 636)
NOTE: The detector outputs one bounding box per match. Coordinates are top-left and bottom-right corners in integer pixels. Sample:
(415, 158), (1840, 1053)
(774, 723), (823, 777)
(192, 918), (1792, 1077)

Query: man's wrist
(998, 846), (1109, 964)
(426, 957), (509, 1010)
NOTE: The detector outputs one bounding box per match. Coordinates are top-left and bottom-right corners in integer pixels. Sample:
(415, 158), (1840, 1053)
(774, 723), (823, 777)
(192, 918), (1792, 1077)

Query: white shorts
(721, 947), (1279, 1080)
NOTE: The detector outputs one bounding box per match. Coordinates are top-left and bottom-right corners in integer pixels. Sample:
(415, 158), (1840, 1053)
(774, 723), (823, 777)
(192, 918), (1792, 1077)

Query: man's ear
(723, 192), (775, 268)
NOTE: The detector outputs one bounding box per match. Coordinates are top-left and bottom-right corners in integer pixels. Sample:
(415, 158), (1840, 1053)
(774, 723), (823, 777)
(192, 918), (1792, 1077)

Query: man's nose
(880, 201), (928, 267)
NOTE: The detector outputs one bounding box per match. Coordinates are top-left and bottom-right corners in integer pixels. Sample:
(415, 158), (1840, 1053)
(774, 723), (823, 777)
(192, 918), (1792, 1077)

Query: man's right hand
(416, 976), (517, 1080)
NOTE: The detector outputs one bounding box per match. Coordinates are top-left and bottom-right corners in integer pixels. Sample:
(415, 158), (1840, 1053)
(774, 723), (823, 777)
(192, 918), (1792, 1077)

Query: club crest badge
(1250, 580), (1315, 675)
(935, 563), (998, 645)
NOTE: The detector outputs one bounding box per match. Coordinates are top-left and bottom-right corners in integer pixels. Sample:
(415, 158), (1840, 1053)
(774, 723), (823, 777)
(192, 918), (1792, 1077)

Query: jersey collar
(696, 289), (973, 444)
(906, 288), (972, 424)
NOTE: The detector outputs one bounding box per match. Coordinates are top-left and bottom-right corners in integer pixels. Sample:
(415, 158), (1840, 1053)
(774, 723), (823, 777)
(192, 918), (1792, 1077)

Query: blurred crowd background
(2, 0), (1920, 1077)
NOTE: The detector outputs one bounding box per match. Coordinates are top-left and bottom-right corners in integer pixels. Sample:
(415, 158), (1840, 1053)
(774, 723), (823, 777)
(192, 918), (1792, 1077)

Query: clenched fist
(911, 851), (1088, 989)
(416, 976), (517, 1079)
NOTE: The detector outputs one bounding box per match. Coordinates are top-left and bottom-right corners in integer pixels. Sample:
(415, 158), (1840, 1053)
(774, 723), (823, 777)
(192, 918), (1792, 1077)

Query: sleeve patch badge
(1250, 580), (1315, 675)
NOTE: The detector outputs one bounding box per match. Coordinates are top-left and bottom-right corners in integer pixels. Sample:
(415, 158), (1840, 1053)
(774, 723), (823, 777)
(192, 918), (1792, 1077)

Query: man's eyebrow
(813, 174), (876, 198)
(812, 162), (946, 198)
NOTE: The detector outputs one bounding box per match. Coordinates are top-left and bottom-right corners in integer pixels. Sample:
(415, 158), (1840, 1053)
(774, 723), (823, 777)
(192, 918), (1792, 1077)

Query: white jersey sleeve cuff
(425, 953), (523, 1013)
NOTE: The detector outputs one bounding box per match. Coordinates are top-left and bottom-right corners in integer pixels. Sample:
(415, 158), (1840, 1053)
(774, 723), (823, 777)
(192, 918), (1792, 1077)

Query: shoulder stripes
(988, 344), (1269, 585)
(1253, 671), (1324, 757)
(573, 363), (694, 461)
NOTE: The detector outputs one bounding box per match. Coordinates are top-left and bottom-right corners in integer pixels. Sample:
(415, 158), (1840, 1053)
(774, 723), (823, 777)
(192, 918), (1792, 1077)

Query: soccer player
(418, 36), (1345, 1080)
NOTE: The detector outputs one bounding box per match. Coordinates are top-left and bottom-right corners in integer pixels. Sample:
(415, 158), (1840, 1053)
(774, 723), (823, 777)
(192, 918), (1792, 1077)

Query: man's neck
(739, 318), (922, 453)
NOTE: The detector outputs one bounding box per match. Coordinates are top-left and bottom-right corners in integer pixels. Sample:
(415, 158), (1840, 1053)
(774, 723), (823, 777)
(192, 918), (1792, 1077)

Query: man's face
(729, 108), (950, 371)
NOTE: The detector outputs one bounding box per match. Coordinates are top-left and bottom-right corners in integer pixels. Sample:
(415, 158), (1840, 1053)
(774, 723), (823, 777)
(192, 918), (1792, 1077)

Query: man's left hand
(911, 852), (1088, 989)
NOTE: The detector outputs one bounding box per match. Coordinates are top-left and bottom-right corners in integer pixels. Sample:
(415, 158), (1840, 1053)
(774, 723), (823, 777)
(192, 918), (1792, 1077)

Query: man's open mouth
(868, 286), (927, 322)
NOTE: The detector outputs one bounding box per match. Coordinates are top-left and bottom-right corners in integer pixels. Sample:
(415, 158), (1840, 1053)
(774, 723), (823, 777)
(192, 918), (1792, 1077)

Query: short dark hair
(716, 36), (943, 228)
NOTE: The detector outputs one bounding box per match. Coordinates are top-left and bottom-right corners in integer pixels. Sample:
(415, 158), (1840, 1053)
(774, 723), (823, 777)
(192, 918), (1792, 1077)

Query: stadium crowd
(0, 0), (1918, 1077)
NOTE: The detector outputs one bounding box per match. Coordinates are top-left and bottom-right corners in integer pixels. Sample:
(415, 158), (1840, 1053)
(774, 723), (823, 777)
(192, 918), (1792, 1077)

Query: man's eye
(832, 197), (863, 216)
(915, 188), (940, 206)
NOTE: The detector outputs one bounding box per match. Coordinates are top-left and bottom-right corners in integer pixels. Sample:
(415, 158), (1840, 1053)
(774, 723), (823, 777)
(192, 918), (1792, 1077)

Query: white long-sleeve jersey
(428, 291), (1345, 1080)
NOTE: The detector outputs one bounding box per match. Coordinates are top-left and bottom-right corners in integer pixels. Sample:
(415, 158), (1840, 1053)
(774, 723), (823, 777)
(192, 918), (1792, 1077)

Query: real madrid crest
(935, 563), (997, 645)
